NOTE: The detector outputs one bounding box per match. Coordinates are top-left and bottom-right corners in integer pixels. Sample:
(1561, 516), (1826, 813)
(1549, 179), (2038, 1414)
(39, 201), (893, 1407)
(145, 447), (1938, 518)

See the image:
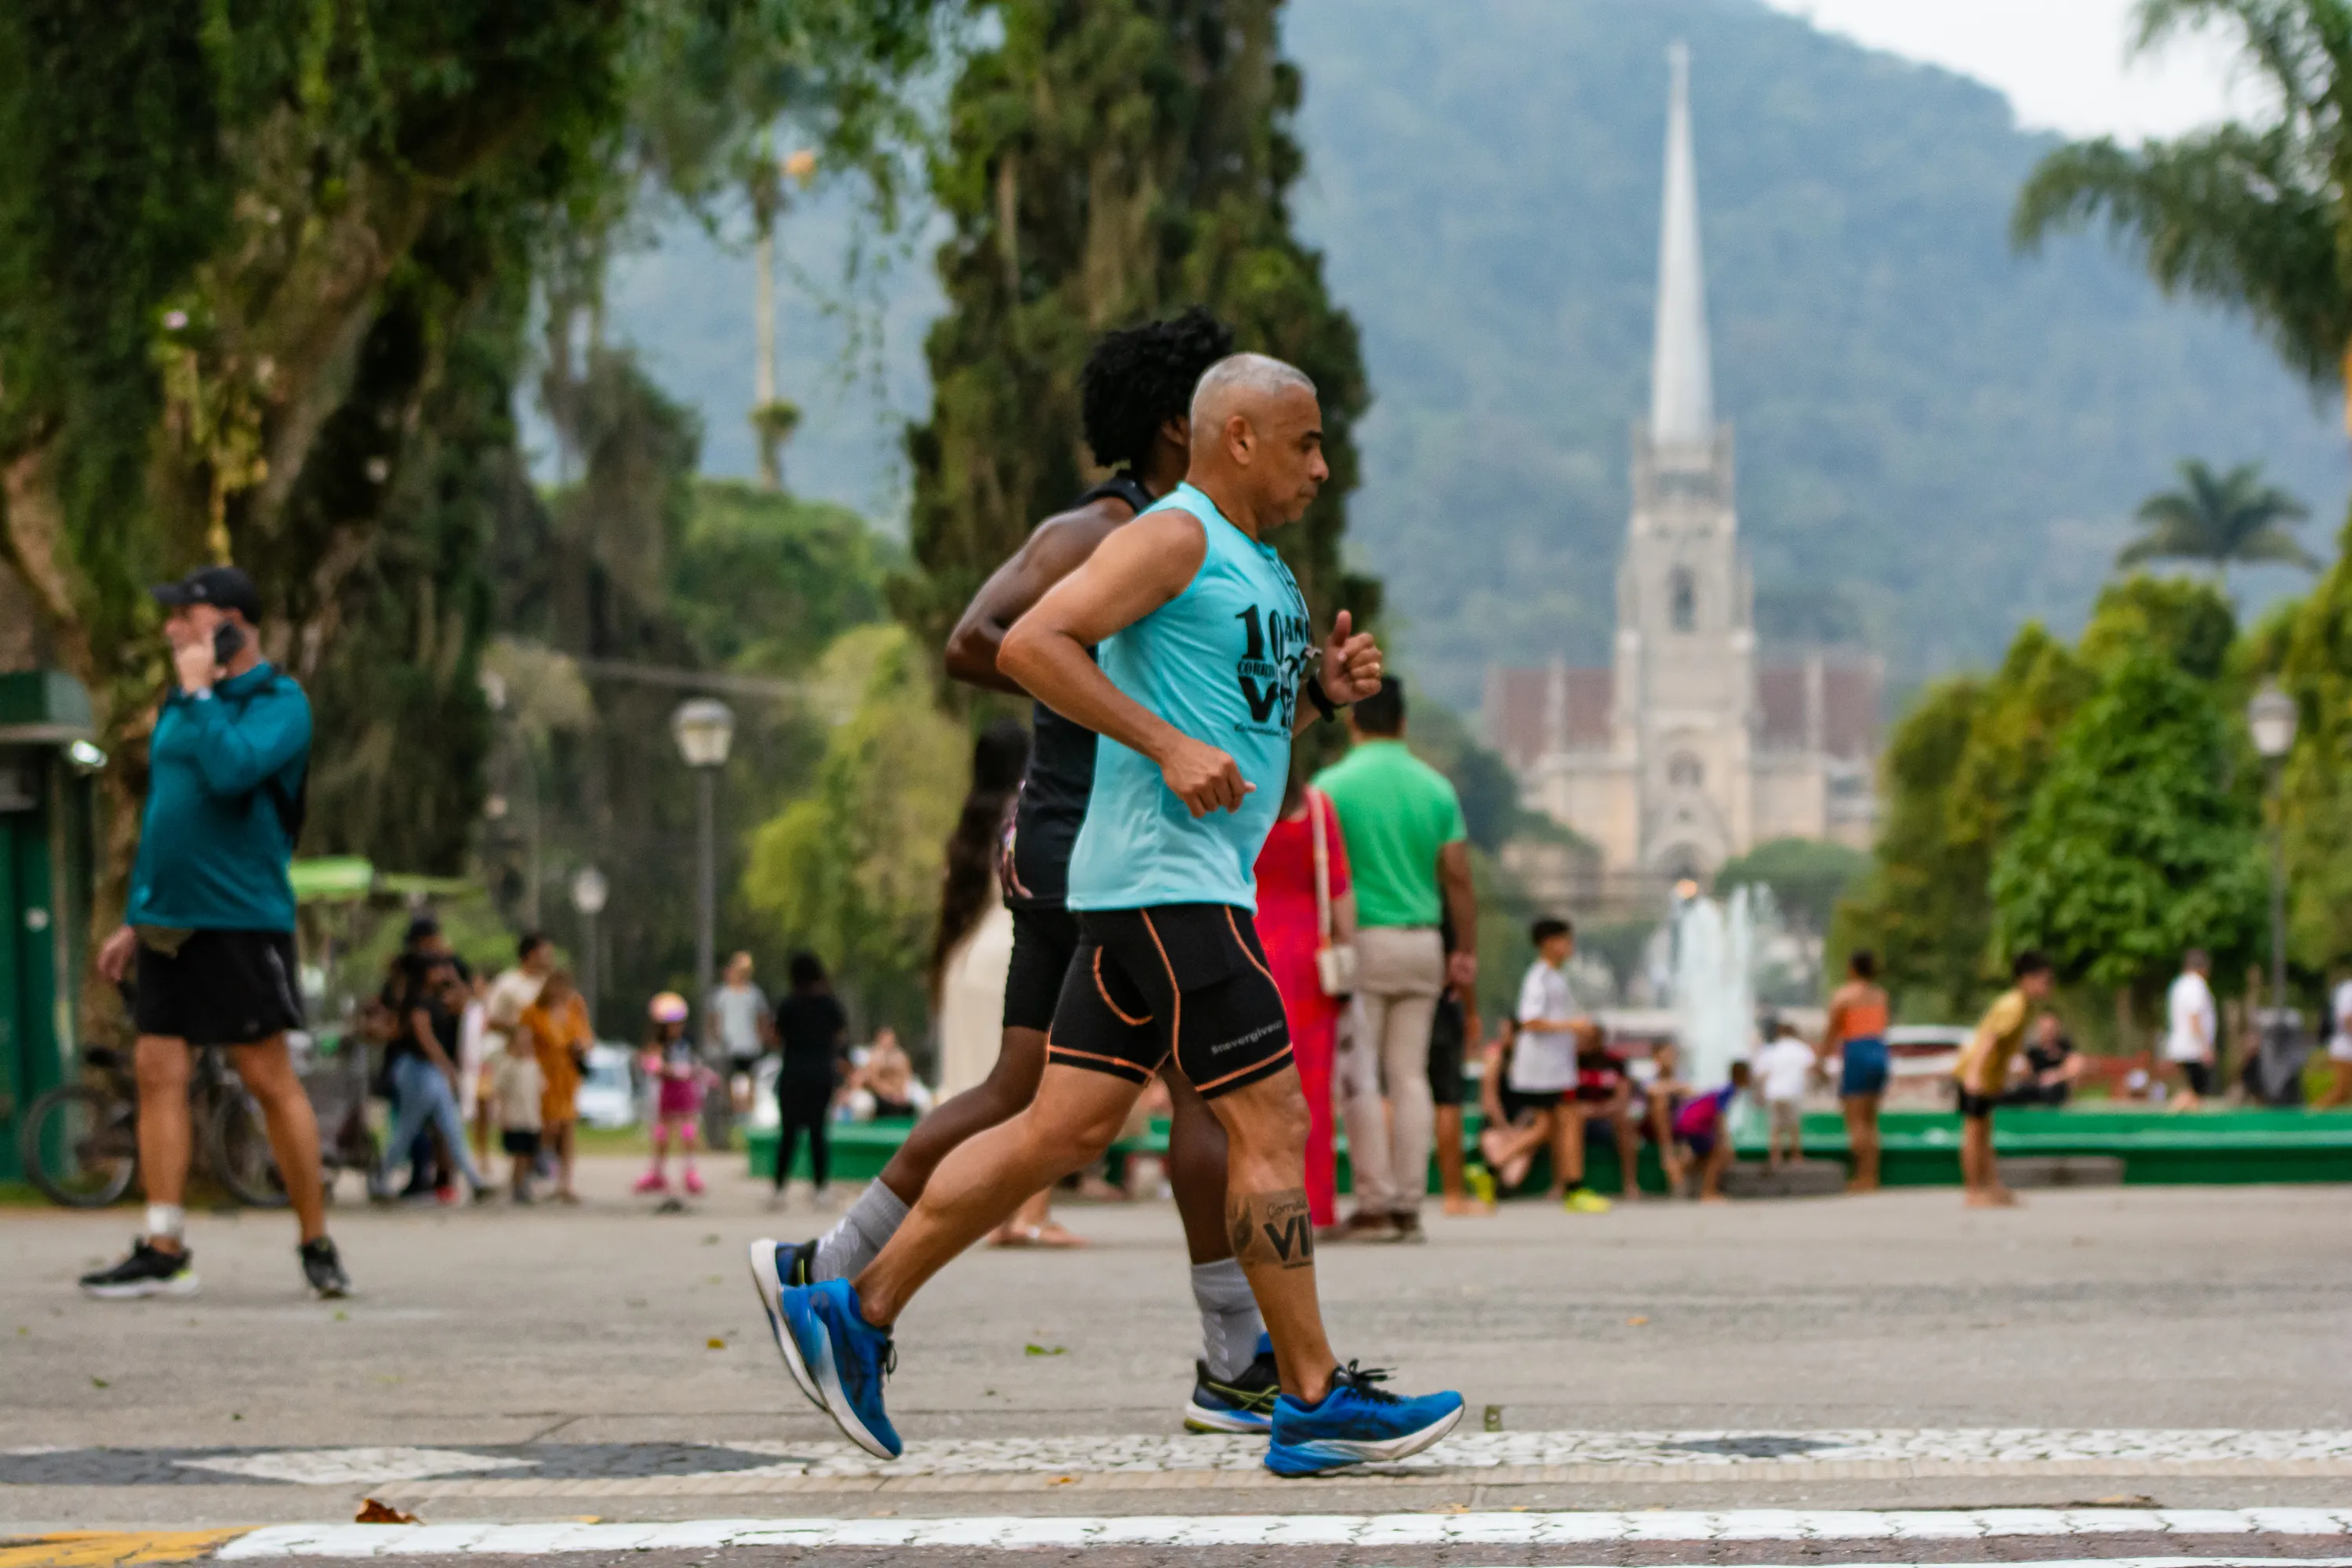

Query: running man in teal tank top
(760, 353), (1465, 1479)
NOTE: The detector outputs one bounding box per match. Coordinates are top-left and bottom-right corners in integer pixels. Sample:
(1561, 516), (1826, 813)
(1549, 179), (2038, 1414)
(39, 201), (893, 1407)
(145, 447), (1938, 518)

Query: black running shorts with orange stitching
(1046, 904), (1294, 1100)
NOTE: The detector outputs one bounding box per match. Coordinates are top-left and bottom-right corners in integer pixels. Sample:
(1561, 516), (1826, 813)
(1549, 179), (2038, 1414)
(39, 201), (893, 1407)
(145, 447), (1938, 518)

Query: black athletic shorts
(501, 1128), (543, 1158)
(1047, 904), (1292, 1100)
(1004, 906), (1081, 1034)
(133, 928), (304, 1047)
(2176, 1059), (2214, 1098)
(1427, 994), (1466, 1107)
(1954, 1082), (1998, 1120)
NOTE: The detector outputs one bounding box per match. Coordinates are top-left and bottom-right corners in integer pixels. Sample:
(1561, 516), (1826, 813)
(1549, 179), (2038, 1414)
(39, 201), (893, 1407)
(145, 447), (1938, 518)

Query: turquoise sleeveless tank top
(1066, 482), (1312, 913)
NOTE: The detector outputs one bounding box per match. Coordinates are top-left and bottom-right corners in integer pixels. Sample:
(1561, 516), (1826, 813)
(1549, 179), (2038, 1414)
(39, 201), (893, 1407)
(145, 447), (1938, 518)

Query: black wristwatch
(1304, 676), (1341, 724)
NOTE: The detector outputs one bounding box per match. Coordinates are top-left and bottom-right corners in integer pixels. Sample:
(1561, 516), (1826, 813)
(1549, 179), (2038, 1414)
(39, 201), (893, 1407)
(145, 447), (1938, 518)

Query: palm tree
(2121, 459), (2319, 591)
(2013, 1), (2352, 440)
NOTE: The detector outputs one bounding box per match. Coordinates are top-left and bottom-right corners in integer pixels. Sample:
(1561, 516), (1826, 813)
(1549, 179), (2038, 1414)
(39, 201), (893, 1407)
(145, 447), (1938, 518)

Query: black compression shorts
(1047, 904), (1292, 1101)
(1004, 906), (1081, 1034)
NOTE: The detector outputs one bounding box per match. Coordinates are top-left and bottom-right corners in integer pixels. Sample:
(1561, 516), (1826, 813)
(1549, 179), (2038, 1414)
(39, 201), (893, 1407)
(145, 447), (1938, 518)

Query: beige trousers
(1336, 925), (1446, 1218)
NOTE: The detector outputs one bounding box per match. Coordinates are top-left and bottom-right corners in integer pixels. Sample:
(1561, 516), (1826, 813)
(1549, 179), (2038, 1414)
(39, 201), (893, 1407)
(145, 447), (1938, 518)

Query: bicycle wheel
(19, 1086), (138, 1208)
(208, 1091), (291, 1208)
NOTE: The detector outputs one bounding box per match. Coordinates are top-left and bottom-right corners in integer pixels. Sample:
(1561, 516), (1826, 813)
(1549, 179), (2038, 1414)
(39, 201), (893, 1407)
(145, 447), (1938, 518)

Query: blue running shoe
(779, 1278), (902, 1459)
(746, 1238), (821, 1408)
(1184, 1331), (1279, 1434)
(1265, 1362), (1464, 1477)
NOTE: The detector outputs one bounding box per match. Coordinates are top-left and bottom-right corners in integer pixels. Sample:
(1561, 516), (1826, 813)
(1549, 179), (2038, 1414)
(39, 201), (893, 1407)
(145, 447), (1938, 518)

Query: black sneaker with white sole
(79, 1239), (198, 1299)
(300, 1236), (351, 1299)
(1183, 1332), (1280, 1433)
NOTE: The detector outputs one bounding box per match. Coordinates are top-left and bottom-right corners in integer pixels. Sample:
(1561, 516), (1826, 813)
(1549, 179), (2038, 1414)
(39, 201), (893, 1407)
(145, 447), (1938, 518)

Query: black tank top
(1002, 474), (1156, 909)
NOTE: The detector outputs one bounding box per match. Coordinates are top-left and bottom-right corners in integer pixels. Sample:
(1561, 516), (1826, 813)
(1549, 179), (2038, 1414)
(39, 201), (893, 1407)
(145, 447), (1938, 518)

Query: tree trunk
(754, 210), (779, 489)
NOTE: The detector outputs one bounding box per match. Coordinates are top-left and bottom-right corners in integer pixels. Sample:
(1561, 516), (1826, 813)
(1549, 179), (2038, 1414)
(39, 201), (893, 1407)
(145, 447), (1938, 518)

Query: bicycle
(17, 1041), (290, 1210)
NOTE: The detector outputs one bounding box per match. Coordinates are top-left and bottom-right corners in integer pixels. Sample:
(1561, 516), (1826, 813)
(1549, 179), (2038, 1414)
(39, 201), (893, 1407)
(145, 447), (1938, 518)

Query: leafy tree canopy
(2079, 572), (2239, 682)
(891, 0), (1375, 673)
(1991, 647), (2265, 993)
(1715, 837), (1869, 938)
(741, 623), (964, 1032)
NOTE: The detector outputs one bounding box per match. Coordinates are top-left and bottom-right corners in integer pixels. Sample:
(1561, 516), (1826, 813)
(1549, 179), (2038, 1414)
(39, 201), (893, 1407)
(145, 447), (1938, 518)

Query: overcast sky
(1763, 0), (2257, 140)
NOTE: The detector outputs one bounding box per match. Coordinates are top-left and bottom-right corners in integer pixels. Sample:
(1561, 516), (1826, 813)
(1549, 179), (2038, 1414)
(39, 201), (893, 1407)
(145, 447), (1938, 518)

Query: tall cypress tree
(895, 0), (1377, 665)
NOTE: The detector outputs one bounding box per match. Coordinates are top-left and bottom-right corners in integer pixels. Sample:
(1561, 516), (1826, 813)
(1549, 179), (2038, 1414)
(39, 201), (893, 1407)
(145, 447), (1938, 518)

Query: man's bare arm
(1000, 510), (1249, 815)
(944, 500), (1132, 693)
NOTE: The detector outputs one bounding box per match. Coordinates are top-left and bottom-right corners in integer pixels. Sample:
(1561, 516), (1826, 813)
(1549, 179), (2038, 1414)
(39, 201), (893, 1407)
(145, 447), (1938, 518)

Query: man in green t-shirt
(1312, 677), (1477, 1241)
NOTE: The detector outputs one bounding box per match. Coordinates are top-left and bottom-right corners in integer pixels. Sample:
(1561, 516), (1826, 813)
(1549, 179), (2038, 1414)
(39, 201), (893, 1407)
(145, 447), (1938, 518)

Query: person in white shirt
(1475, 916), (1611, 1214)
(707, 951), (777, 1110)
(478, 934), (554, 1160)
(1752, 1017), (1816, 1170)
(2321, 969), (2352, 1109)
(2164, 949), (2219, 1109)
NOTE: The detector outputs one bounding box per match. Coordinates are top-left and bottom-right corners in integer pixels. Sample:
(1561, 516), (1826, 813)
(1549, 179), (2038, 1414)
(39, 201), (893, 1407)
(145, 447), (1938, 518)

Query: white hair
(1189, 352), (1316, 430)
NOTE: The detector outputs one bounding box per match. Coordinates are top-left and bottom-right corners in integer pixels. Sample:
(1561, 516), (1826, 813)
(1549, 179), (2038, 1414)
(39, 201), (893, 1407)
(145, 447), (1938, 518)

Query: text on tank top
(1065, 482), (1311, 913)
(1004, 474), (1156, 909)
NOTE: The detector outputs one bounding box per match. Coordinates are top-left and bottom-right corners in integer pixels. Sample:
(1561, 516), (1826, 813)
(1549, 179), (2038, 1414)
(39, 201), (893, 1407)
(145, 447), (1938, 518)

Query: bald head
(1189, 353), (1316, 430)
(1184, 353), (1327, 535)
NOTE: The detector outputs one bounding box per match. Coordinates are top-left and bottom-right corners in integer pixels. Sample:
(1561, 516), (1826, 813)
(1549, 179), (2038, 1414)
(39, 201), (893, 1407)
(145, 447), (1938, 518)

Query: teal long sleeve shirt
(125, 662), (311, 933)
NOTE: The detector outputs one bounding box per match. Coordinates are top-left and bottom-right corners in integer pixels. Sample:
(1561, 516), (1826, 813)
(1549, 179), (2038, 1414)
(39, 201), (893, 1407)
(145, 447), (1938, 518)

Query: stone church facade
(1482, 46), (1878, 895)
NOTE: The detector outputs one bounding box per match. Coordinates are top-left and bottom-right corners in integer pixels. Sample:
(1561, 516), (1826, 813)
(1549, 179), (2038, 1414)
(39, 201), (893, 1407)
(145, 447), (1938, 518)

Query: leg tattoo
(1229, 1189), (1316, 1270)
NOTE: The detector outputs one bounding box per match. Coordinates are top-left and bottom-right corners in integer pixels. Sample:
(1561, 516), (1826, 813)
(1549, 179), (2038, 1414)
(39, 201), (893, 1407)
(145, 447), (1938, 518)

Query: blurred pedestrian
(638, 992), (708, 1197)
(81, 564), (348, 1299)
(1822, 949), (1891, 1192)
(1573, 1030), (1644, 1198)
(709, 952), (776, 1115)
(1670, 1060), (1750, 1202)
(1316, 677), (1478, 1243)
(1250, 771), (1353, 1229)
(1508, 916), (1610, 1213)
(1426, 914), (1486, 1215)
(521, 969), (591, 1202)
(1955, 950), (2054, 1207)
(770, 953), (848, 1211)
(373, 953), (492, 1204)
(1753, 1015), (1813, 1170)
(481, 934), (554, 1163)
(490, 1028), (545, 1202)
(2002, 1013), (2082, 1108)
(2324, 967), (2352, 1109)
(2164, 949), (2217, 1109)
(846, 1028), (933, 1123)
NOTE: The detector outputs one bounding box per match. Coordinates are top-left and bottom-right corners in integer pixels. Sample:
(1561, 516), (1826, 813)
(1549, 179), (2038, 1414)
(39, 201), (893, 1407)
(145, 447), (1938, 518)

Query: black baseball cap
(151, 564), (260, 619)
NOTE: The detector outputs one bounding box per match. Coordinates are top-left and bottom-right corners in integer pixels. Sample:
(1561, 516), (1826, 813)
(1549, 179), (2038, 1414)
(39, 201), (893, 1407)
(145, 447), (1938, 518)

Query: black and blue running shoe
(1184, 1331), (1280, 1434)
(1264, 1361), (1463, 1477)
(746, 1237), (821, 1406)
(779, 1277), (902, 1459)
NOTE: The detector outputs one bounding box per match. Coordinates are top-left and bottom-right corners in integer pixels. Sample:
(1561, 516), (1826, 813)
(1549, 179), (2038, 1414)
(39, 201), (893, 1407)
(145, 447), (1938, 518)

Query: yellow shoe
(1563, 1189), (1613, 1214)
(1466, 1167), (1497, 1206)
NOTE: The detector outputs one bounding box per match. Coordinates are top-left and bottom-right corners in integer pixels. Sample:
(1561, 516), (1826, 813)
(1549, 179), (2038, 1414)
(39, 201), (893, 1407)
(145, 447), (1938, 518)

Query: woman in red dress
(1253, 772), (1354, 1228)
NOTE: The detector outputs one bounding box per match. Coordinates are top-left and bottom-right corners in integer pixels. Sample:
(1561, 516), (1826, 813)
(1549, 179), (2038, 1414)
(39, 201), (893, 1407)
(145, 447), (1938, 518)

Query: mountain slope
(594, 0), (2350, 707)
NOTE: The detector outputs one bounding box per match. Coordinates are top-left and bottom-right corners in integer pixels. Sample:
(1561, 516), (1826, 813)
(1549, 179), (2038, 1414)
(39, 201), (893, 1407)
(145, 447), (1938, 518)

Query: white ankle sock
(813, 1180), (909, 1283)
(1190, 1258), (1263, 1381)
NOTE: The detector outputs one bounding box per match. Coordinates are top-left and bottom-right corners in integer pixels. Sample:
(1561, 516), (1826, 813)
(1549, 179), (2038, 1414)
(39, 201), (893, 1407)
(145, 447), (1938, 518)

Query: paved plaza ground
(3, 1157), (2347, 1564)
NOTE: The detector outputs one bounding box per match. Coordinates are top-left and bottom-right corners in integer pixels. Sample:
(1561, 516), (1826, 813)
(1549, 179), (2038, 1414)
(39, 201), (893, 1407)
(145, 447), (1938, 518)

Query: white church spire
(1649, 42), (1715, 450)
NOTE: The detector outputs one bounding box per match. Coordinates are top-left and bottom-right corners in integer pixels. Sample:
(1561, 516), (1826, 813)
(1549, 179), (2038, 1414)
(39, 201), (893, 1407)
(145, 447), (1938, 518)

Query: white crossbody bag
(1309, 787), (1359, 997)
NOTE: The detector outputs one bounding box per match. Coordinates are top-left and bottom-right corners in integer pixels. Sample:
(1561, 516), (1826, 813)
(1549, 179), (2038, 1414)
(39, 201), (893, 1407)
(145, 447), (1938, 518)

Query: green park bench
(749, 1102), (2352, 1196)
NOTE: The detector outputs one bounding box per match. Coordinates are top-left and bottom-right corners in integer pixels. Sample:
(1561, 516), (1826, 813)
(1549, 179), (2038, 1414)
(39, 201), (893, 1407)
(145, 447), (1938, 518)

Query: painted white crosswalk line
(214, 1509), (2352, 1557)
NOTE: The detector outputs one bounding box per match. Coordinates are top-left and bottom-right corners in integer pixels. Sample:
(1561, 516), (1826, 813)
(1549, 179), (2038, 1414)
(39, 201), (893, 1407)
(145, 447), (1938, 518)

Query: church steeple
(1649, 42), (1715, 452)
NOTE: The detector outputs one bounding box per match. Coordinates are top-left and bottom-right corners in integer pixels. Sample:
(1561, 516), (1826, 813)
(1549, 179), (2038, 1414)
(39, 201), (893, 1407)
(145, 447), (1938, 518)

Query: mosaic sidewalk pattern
(9, 1432), (2351, 1494)
(212, 1511), (2352, 1557)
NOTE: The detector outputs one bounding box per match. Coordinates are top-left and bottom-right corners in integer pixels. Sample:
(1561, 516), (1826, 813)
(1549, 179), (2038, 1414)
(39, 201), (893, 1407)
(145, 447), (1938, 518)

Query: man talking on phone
(79, 564), (350, 1300)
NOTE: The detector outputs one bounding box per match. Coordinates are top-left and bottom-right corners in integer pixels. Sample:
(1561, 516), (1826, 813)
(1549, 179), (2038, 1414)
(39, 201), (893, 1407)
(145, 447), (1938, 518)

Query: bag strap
(1309, 787), (1334, 947)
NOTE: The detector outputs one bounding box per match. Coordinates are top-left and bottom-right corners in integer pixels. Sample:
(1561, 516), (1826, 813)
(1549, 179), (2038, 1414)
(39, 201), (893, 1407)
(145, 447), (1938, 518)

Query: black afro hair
(1080, 306), (1236, 473)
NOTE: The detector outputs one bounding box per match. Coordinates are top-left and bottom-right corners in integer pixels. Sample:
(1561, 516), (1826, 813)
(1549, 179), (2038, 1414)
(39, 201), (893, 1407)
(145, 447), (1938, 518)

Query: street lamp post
(570, 865), (608, 1036)
(2247, 681), (2298, 1102)
(671, 698), (737, 1148)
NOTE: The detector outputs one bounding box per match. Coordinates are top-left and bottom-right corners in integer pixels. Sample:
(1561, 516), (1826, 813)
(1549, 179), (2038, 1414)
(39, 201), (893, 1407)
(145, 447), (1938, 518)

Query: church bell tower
(1612, 42), (1755, 879)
